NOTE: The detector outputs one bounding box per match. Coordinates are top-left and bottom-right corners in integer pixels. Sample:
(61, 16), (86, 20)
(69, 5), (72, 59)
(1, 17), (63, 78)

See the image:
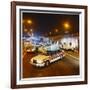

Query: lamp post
(23, 19), (33, 36)
(63, 22), (70, 49)
(63, 22), (70, 34)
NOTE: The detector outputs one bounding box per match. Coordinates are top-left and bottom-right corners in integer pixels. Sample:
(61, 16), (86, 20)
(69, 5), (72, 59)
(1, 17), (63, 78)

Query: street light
(55, 29), (58, 33)
(27, 20), (32, 24)
(49, 32), (52, 35)
(30, 29), (33, 32)
(63, 22), (70, 34)
(64, 22), (70, 29)
(29, 29), (33, 36)
(24, 29), (28, 32)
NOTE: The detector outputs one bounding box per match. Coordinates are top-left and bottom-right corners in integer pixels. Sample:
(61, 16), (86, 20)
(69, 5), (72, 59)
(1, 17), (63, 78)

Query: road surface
(22, 51), (79, 78)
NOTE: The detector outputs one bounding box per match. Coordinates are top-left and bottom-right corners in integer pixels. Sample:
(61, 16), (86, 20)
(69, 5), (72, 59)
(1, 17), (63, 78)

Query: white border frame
(16, 5), (85, 85)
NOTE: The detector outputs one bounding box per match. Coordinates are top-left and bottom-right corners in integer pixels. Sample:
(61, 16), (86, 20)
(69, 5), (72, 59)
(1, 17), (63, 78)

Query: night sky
(23, 12), (79, 36)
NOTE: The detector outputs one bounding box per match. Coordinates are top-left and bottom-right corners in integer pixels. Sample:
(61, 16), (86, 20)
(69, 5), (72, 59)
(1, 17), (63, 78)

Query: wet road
(22, 51), (79, 78)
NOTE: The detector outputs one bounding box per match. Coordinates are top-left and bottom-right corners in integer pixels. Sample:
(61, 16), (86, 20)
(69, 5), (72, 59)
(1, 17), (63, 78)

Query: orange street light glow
(64, 22), (70, 29)
(49, 32), (52, 35)
(55, 29), (58, 32)
(24, 29), (28, 32)
(27, 20), (32, 24)
(30, 29), (33, 32)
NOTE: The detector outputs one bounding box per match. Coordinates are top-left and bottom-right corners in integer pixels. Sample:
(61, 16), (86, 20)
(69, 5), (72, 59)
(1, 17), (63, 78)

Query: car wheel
(45, 60), (50, 66)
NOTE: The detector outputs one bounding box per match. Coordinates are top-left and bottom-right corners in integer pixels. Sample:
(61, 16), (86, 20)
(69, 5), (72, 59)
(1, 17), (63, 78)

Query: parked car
(30, 50), (65, 67)
(26, 46), (36, 53)
(38, 46), (47, 54)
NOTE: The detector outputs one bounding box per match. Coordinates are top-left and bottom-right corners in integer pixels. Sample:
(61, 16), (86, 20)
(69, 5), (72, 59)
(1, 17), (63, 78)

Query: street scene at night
(21, 12), (79, 78)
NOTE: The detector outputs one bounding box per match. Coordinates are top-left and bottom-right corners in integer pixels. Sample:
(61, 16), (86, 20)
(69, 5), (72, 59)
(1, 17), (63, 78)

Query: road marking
(66, 53), (79, 60)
